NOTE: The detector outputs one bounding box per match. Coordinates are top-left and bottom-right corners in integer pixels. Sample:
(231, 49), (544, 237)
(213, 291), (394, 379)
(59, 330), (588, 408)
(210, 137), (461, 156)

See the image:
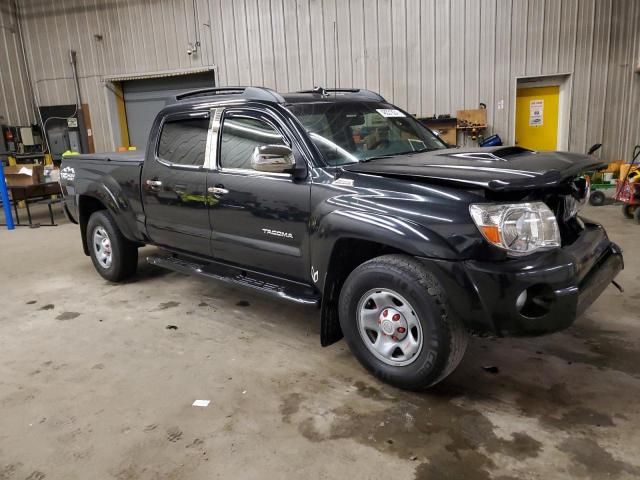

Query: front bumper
(422, 222), (624, 336)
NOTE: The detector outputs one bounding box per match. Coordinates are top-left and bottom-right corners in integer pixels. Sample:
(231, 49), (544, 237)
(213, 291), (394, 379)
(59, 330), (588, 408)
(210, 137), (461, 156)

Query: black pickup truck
(60, 86), (623, 390)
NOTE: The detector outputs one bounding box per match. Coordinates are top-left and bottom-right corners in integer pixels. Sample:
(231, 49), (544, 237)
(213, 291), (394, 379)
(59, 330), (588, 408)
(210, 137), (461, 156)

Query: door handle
(208, 186), (229, 195)
(146, 179), (162, 188)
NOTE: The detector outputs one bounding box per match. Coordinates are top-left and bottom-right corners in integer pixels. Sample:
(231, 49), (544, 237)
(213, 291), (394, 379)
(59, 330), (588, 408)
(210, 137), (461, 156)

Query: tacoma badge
(262, 228), (293, 239)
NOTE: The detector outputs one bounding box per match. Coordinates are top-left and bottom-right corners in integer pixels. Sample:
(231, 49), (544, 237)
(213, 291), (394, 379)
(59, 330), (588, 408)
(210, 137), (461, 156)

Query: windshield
(287, 101), (448, 165)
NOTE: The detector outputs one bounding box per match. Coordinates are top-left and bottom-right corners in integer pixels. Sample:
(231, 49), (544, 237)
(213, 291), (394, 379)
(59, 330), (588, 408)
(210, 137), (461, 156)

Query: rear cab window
(157, 117), (209, 167)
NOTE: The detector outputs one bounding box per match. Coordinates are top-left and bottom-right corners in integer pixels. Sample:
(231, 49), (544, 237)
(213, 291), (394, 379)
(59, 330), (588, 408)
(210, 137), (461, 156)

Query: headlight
(469, 202), (561, 255)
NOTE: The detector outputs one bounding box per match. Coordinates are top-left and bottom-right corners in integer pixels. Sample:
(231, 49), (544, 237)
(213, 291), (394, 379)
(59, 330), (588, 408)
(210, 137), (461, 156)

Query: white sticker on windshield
(376, 108), (406, 118)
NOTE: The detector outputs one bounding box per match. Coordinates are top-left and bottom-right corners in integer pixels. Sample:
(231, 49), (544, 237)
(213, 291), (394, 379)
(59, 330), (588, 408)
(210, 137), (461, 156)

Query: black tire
(86, 210), (138, 282)
(635, 206), (640, 225)
(622, 204), (636, 219)
(589, 190), (606, 206)
(338, 254), (468, 391)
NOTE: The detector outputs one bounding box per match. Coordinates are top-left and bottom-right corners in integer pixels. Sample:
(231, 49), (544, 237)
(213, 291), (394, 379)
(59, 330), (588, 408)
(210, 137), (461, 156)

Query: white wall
(3, 0), (640, 158)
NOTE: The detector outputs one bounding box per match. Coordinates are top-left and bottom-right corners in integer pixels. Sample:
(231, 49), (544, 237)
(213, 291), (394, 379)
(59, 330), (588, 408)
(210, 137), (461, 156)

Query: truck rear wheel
(86, 210), (138, 282)
(338, 254), (468, 390)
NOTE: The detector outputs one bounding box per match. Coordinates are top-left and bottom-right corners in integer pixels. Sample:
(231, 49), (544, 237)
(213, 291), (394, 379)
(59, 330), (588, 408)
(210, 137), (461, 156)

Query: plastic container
(479, 134), (502, 147)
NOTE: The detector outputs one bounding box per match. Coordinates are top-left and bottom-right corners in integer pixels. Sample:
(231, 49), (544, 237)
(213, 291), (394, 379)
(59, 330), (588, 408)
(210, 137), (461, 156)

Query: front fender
(309, 209), (459, 292)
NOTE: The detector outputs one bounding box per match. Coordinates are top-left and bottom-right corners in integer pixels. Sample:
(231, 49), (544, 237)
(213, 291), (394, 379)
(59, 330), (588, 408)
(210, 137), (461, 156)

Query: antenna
(333, 21), (338, 98)
(332, 20), (339, 174)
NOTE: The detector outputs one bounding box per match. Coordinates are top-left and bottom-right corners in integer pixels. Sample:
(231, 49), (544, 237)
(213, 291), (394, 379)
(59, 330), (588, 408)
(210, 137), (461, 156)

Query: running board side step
(147, 254), (320, 306)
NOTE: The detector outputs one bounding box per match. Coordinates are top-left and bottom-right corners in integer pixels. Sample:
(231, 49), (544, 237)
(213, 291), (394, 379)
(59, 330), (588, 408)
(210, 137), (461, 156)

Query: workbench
(2, 182), (62, 227)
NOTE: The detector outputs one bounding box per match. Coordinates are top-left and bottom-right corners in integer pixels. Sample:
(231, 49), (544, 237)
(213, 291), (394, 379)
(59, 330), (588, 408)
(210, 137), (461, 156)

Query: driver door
(207, 109), (311, 281)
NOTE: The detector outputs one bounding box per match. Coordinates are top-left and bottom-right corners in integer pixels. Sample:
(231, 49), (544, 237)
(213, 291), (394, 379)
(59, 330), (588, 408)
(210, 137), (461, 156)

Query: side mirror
(251, 145), (295, 173)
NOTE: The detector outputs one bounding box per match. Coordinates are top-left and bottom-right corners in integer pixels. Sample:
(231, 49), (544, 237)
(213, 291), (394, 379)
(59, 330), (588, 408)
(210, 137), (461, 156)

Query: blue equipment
(479, 134), (503, 147)
(0, 161), (15, 230)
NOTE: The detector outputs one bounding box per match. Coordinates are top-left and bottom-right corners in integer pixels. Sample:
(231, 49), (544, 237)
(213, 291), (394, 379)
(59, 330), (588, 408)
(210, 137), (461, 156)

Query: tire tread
(339, 254), (468, 390)
(86, 210), (138, 282)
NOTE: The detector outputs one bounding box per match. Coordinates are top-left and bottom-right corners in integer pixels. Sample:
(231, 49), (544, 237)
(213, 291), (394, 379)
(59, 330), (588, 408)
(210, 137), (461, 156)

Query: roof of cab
(172, 86), (386, 106)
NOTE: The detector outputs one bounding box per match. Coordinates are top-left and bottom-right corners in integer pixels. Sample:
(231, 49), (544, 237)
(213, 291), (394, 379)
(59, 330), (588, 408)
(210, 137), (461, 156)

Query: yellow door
(515, 86), (559, 151)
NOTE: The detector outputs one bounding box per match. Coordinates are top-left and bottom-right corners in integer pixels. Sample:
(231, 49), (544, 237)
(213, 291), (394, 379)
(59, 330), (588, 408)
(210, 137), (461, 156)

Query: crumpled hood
(343, 146), (605, 191)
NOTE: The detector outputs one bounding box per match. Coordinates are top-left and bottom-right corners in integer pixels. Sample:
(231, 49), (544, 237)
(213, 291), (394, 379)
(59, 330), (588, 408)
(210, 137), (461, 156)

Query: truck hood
(343, 146), (605, 191)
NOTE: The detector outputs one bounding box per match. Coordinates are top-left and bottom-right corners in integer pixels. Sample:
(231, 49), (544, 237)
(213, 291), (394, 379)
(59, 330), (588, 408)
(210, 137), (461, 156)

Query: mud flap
(320, 278), (343, 346)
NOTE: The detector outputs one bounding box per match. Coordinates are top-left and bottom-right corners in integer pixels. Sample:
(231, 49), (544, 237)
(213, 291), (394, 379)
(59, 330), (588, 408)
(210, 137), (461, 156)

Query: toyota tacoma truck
(60, 86), (623, 390)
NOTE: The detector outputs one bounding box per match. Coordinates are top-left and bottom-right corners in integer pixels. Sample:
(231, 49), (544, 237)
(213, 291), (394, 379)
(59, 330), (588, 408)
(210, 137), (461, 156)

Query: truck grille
(546, 195), (584, 246)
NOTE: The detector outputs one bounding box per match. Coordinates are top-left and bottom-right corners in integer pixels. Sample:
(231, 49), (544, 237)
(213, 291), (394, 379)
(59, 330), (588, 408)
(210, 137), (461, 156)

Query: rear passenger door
(141, 111), (211, 256)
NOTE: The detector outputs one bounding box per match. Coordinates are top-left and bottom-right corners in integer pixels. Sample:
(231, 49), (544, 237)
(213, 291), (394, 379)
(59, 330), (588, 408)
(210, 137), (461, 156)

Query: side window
(157, 117), (209, 166)
(219, 115), (285, 170)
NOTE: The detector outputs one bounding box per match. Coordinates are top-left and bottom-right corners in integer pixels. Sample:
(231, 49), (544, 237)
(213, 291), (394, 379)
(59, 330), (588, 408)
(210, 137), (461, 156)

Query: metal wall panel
(568, 0), (595, 152)
(479, 0), (496, 133)
(585, 0), (612, 150)
(541, 0), (560, 74)
(525, 0), (545, 75)
(3, 0), (638, 158)
(434, 0), (451, 115)
(449, 0), (464, 113)
(0, 1), (32, 126)
(377, 0), (394, 101)
(493, 0), (512, 140)
(363, 0), (379, 92)
(464, 0), (480, 109)
(419, 0), (435, 116)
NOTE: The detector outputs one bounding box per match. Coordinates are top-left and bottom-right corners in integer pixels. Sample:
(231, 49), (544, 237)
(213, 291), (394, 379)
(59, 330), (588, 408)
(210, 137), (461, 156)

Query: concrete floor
(0, 203), (639, 480)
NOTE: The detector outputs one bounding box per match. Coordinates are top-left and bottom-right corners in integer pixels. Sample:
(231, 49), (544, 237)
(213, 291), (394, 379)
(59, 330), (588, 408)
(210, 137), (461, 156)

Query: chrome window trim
(154, 110), (210, 170)
(204, 107), (224, 170)
(219, 167), (292, 178)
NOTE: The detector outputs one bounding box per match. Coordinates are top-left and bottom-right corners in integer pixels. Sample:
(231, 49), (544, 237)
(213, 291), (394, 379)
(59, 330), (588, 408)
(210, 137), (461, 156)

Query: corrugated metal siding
(0, 1), (32, 126)
(4, 0), (639, 158)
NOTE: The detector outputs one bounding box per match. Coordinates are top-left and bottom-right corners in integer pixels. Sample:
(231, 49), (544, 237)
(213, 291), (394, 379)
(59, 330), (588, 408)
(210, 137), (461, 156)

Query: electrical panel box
(39, 104), (88, 160)
(2, 125), (43, 153)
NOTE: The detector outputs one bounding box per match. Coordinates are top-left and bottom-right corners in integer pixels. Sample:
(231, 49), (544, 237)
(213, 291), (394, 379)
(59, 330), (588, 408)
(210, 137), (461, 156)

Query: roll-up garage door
(122, 71), (215, 149)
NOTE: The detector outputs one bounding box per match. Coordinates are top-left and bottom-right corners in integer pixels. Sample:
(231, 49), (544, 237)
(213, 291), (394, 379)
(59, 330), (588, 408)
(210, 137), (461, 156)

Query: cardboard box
(44, 165), (60, 182)
(4, 164), (44, 187)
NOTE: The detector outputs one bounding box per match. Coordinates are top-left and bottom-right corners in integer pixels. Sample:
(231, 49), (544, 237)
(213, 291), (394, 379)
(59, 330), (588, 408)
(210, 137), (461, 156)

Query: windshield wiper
(361, 147), (439, 162)
(360, 154), (400, 163)
(409, 147), (440, 154)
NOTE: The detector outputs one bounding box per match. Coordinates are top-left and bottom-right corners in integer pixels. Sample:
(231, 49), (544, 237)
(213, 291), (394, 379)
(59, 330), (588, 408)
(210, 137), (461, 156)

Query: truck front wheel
(86, 210), (138, 282)
(338, 254), (468, 390)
